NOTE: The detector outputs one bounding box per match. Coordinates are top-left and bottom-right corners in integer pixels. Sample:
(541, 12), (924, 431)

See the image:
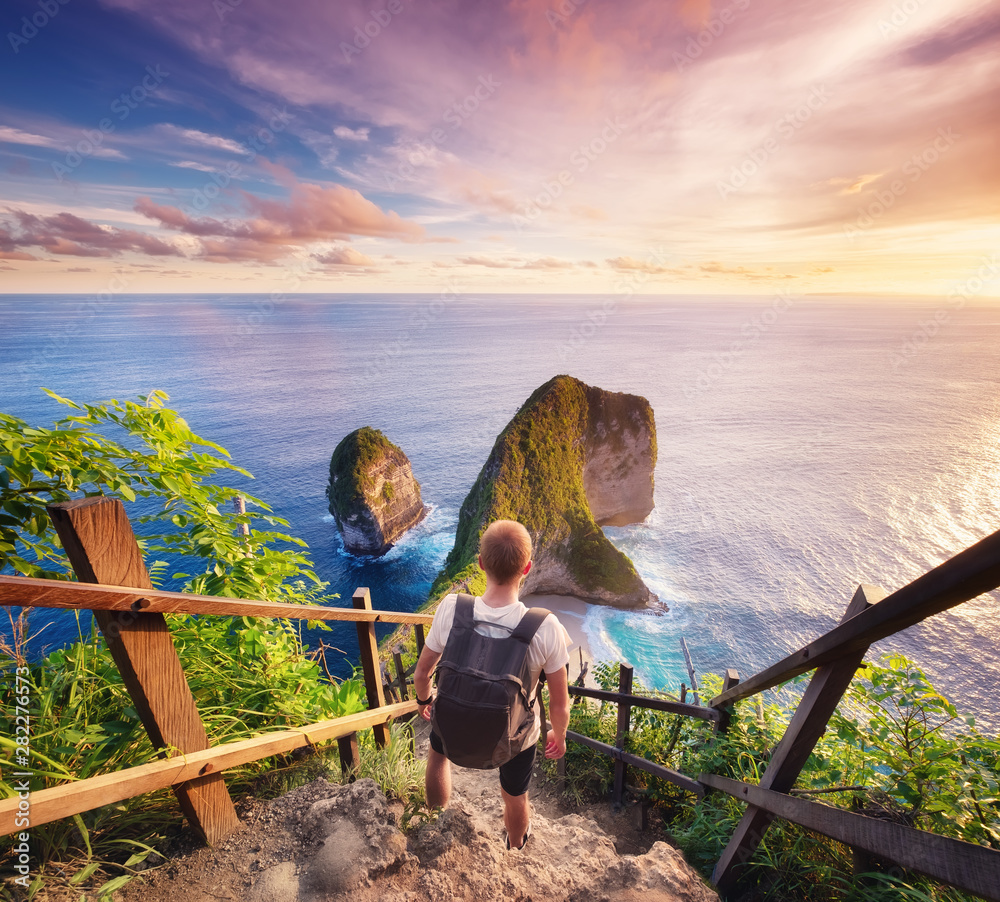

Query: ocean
(2, 293), (999, 728)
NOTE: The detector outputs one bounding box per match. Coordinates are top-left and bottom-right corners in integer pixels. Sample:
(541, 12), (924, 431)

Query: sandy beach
(522, 593), (596, 686)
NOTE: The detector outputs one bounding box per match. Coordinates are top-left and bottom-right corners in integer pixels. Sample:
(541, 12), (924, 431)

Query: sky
(0, 0), (998, 296)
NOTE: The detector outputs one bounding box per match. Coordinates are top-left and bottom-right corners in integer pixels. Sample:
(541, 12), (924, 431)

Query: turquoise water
(2, 294), (999, 725)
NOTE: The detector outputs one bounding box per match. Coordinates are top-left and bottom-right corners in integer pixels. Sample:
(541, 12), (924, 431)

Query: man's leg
(498, 743), (536, 848)
(501, 787), (530, 849)
(426, 746), (451, 809)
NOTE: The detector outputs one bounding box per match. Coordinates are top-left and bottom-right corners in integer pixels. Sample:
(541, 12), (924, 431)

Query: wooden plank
(712, 585), (882, 895)
(353, 588), (389, 748)
(712, 525), (1000, 708)
(0, 701), (416, 836)
(613, 664), (634, 805)
(568, 686), (720, 723)
(46, 498), (240, 844)
(701, 774), (1000, 902)
(565, 730), (704, 797)
(0, 574), (433, 625)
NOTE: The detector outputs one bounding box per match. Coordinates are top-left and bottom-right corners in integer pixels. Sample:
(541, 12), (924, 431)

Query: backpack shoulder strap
(438, 594), (477, 664)
(511, 607), (549, 644)
(453, 592), (476, 630)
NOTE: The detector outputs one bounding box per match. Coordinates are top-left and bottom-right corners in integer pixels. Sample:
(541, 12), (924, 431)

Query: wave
(322, 503), (456, 566)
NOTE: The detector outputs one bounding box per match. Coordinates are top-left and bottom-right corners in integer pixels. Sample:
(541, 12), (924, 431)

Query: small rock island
(431, 375), (658, 608)
(327, 427), (427, 556)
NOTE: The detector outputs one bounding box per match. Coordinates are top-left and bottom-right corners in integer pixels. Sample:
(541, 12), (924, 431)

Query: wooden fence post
(337, 734), (360, 782)
(393, 652), (409, 701)
(711, 584), (885, 897)
(353, 587), (389, 748)
(47, 497), (240, 844)
(717, 668), (740, 734)
(613, 664), (634, 806)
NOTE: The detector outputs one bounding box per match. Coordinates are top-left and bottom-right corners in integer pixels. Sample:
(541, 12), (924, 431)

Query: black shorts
(429, 730), (536, 797)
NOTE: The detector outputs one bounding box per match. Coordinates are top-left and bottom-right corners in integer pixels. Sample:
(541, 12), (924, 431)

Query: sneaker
(504, 823), (531, 851)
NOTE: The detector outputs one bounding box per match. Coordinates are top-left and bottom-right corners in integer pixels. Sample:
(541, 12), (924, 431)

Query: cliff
(431, 375), (657, 608)
(327, 427), (427, 556)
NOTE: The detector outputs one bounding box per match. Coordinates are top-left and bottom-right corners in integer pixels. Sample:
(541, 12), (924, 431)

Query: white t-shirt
(426, 593), (571, 693)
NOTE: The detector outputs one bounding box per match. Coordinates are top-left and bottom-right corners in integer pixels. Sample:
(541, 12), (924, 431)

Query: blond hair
(479, 520), (532, 585)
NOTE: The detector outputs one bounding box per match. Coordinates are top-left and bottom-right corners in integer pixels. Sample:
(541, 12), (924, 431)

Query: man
(414, 519), (571, 850)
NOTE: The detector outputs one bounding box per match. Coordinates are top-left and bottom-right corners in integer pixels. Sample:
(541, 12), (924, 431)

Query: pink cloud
(441, 166), (520, 215)
(608, 256), (683, 275)
(314, 246), (377, 267)
(243, 182), (425, 242)
(0, 223), (39, 260)
(196, 237), (288, 264)
(455, 254), (579, 269)
(694, 260), (796, 280)
(134, 197), (234, 237)
(0, 209), (181, 258)
(136, 179), (426, 263)
(67, 0), (1000, 288)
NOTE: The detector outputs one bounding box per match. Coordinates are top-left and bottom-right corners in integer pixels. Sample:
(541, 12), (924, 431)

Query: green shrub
(553, 656), (999, 901)
(0, 391), (366, 898)
(353, 719), (426, 806)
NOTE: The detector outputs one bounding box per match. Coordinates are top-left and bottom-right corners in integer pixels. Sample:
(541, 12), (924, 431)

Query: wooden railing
(562, 670), (715, 801)
(0, 497), (431, 844)
(559, 526), (1000, 901)
(3, 497), (999, 899)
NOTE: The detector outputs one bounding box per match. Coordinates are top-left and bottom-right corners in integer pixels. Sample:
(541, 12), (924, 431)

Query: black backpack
(431, 594), (549, 769)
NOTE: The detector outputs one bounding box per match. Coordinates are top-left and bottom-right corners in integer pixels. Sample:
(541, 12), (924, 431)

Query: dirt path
(113, 722), (718, 902)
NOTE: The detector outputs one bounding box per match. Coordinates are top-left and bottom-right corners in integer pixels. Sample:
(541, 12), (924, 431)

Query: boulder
(327, 427), (427, 556)
(431, 375), (657, 608)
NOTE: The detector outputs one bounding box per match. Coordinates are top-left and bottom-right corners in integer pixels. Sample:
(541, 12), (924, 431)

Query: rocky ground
(114, 723), (719, 902)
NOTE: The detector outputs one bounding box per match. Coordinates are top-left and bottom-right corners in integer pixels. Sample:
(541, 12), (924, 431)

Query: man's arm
(413, 645), (442, 722)
(543, 665), (570, 759)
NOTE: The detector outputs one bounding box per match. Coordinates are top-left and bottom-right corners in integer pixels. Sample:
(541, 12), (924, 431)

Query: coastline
(522, 592), (596, 687)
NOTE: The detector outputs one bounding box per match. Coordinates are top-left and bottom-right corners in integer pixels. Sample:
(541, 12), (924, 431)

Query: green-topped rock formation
(431, 375), (658, 608)
(327, 427), (427, 556)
